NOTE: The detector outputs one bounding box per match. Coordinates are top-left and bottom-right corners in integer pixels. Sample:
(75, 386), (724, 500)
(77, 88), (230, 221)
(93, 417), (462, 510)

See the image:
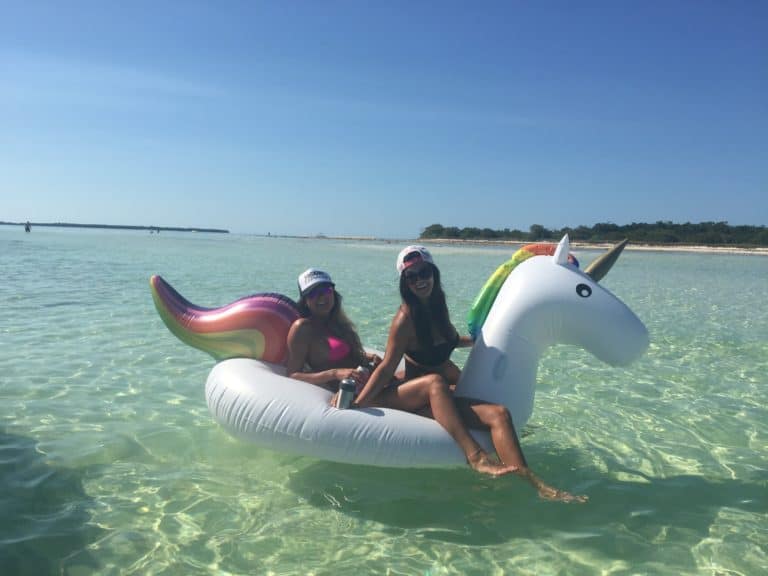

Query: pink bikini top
(327, 335), (351, 362)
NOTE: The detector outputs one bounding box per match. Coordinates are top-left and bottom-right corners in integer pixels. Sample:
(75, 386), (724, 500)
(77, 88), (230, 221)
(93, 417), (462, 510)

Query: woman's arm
(354, 308), (410, 407)
(448, 321), (473, 349)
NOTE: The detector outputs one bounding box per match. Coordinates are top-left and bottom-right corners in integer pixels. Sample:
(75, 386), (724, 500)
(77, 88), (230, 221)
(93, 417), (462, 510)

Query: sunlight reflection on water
(1, 228), (766, 575)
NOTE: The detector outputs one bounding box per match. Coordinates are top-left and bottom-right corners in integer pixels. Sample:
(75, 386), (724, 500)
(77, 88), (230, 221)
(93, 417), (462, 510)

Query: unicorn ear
(553, 234), (570, 265)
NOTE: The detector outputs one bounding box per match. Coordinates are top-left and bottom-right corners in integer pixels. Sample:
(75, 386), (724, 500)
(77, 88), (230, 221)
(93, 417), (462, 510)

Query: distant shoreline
(266, 234), (768, 256)
(416, 237), (768, 256)
(0, 221), (229, 234)
(5, 224), (767, 255)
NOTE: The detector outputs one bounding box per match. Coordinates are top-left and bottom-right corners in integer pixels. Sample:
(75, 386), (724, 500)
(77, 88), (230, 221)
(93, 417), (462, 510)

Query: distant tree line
(420, 221), (768, 246)
(0, 221), (229, 234)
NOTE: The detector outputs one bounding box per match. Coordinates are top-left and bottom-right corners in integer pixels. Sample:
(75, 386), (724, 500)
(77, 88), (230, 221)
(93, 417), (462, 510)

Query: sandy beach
(309, 235), (768, 256)
(583, 242), (768, 256)
(414, 237), (768, 256)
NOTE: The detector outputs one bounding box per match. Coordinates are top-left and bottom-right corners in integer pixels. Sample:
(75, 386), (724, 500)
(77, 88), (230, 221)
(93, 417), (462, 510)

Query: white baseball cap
(297, 268), (334, 296)
(395, 245), (434, 274)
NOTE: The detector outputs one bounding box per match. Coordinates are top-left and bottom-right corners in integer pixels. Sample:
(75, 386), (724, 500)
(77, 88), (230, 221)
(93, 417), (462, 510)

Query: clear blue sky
(2, 1), (766, 238)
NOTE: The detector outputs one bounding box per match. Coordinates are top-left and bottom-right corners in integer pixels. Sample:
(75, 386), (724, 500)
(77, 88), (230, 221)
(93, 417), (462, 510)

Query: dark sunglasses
(306, 283), (334, 299)
(404, 266), (433, 283)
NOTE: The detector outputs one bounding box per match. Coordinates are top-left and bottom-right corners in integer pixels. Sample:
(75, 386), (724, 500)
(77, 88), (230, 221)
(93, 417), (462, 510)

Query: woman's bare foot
(467, 450), (516, 477)
(515, 468), (588, 502)
(536, 484), (589, 503)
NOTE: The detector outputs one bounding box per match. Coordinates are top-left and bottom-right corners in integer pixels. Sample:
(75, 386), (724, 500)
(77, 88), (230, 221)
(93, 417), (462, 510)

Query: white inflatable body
(206, 358), (489, 467)
(199, 235), (649, 468)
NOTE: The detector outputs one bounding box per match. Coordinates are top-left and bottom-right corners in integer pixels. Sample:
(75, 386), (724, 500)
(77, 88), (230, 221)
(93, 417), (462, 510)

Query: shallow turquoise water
(1, 227), (766, 575)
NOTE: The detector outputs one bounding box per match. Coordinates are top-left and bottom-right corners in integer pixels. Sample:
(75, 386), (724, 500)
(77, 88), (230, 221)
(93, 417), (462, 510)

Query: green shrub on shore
(420, 221), (768, 247)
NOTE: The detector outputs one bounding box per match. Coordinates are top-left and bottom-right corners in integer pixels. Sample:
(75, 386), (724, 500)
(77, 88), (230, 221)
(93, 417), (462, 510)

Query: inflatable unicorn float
(151, 235), (648, 468)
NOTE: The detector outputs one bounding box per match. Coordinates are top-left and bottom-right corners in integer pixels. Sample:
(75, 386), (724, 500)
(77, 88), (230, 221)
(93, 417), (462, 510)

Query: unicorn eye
(576, 283), (592, 298)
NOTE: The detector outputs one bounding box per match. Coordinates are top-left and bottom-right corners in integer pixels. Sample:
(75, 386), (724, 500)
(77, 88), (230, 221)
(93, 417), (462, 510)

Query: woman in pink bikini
(285, 269), (381, 392)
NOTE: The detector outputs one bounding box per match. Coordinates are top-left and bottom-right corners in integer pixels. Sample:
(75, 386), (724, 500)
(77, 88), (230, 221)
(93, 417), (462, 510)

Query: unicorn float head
(457, 235), (649, 428)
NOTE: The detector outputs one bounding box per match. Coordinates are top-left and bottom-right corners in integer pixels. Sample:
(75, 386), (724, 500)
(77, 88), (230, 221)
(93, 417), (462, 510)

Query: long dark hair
(297, 289), (365, 364)
(399, 263), (455, 350)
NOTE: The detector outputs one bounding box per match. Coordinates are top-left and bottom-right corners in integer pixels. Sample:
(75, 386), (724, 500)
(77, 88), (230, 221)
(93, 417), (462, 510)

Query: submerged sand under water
(1, 227), (766, 575)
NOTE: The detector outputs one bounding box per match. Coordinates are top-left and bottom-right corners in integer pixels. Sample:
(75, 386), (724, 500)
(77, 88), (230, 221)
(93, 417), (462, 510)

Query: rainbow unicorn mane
(467, 243), (579, 338)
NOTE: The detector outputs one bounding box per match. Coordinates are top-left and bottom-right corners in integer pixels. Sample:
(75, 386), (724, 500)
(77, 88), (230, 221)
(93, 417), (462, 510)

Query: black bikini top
(405, 331), (460, 368)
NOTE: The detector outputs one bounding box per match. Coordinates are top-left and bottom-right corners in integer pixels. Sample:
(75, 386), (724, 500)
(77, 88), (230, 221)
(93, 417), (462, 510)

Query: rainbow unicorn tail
(150, 275), (300, 364)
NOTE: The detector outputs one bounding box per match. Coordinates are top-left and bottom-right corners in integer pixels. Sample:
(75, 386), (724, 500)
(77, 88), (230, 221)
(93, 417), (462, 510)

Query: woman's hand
(334, 368), (366, 384)
(458, 335), (475, 348)
(367, 353), (383, 369)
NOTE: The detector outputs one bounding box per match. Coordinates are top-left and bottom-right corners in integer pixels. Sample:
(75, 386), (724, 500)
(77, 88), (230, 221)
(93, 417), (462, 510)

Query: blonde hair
(297, 289), (365, 365)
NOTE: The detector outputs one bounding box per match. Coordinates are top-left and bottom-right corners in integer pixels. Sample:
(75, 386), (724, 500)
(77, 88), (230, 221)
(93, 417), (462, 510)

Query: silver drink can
(356, 365), (370, 378)
(336, 377), (356, 409)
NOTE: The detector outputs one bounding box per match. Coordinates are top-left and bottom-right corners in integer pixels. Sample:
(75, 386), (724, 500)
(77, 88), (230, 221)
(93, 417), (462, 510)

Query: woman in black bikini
(355, 247), (586, 501)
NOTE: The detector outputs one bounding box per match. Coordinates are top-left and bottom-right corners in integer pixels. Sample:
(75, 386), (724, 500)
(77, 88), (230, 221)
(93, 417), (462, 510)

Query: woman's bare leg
(455, 398), (588, 502)
(376, 375), (515, 477)
(441, 360), (462, 388)
(454, 400), (527, 468)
